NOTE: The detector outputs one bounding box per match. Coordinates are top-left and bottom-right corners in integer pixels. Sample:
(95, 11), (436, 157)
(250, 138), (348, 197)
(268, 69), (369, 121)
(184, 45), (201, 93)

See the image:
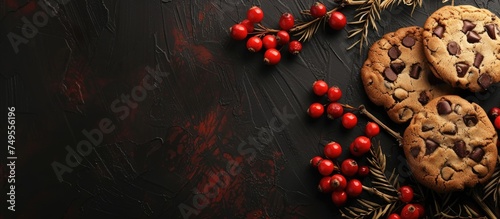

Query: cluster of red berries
(309, 122), (381, 206)
(307, 80), (365, 130)
(386, 185), (425, 219)
(229, 3), (347, 65)
(387, 203), (425, 219)
(229, 6), (301, 65)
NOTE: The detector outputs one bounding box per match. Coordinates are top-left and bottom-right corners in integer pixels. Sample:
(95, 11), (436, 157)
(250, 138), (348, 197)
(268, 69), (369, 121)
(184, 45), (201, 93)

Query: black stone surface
(1, 0), (500, 218)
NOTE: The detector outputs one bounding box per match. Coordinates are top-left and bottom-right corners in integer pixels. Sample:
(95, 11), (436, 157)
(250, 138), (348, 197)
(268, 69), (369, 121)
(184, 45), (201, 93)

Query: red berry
(413, 203), (425, 217)
(288, 40), (302, 55)
(328, 11), (347, 30)
(247, 6), (264, 23)
(317, 159), (335, 176)
(357, 165), (370, 177)
(342, 112), (358, 129)
(330, 174), (347, 191)
(340, 158), (358, 177)
(246, 36), (263, 52)
(262, 34), (277, 49)
(346, 179), (363, 197)
(495, 116), (500, 130)
(240, 19), (254, 33)
(310, 2), (327, 18)
(263, 48), (281, 65)
(331, 191), (348, 207)
(387, 213), (402, 219)
(489, 107), (500, 120)
(324, 142), (342, 159)
(230, 24), (248, 40)
(326, 103), (343, 119)
(398, 186), (414, 203)
(279, 13), (295, 31)
(318, 176), (333, 193)
(310, 156), (323, 168)
(276, 30), (290, 45)
(312, 80), (329, 96)
(350, 136), (371, 156)
(365, 122), (380, 138)
(327, 86), (342, 102)
(400, 204), (419, 219)
(308, 103), (324, 118)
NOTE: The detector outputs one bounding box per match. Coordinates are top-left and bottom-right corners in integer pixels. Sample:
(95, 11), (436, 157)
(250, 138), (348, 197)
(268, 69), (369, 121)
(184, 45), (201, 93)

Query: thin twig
(357, 105), (403, 146)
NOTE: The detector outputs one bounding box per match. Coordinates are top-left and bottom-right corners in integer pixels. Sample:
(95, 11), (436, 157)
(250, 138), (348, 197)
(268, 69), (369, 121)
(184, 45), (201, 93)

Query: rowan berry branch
(253, 6), (344, 42)
(341, 104), (403, 146)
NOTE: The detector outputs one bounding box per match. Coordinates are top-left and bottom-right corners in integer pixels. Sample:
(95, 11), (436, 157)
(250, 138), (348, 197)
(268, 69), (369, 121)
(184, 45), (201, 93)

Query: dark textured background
(1, 0), (500, 218)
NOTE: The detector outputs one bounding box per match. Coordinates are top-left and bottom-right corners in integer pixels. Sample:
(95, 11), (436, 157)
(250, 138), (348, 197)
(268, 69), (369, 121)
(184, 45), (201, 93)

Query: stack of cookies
(361, 5), (499, 192)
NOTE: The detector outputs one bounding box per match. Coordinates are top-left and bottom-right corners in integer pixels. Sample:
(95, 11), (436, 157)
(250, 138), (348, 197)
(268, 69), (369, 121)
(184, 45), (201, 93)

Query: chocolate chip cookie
(403, 95), (497, 192)
(361, 26), (454, 124)
(423, 5), (500, 92)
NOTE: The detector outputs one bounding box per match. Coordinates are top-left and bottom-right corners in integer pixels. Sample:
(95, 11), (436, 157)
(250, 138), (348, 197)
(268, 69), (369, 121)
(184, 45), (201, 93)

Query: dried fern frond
(340, 200), (396, 219)
(347, 0), (426, 50)
(293, 18), (324, 42)
(367, 144), (399, 194)
(347, 0), (381, 51)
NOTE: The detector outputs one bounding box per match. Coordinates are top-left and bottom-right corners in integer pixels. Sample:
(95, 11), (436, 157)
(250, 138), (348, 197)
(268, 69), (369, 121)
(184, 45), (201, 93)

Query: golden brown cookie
(423, 5), (500, 92)
(361, 26), (454, 124)
(403, 95), (497, 192)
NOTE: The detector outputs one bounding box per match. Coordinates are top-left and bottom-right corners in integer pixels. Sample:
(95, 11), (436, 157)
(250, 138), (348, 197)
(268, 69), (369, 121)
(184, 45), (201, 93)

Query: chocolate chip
(485, 24), (497, 39)
(422, 124), (434, 132)
(453, 140), (467, 158)
(390, 62), (405, 74)
(447, 41), (461, 55)
(437, 99), (452, 115)
(463, 115), (478, 127)
(402, 36), (415, 47)
(474, 53), (484, 68)
(462, 20), (476, 33)
(478, 74), (492, 90)
(456, 62), (469, 78)
(467, 31), (481, 43)
(433, 25), (445, 38)
(418, 91), (430, 105)
(425, 139), (439, 155)
(410, 147), (420, 158)
(410, 64), (421, 79)
(384, 67), (398, 82)
(388, 46), (401, 60)
(469, 147), (485, 162)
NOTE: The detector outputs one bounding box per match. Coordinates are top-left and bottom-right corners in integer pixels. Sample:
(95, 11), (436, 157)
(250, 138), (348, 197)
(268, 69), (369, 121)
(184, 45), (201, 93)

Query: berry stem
(362, 185), (398, 203)
(357, 105), (403, 146)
